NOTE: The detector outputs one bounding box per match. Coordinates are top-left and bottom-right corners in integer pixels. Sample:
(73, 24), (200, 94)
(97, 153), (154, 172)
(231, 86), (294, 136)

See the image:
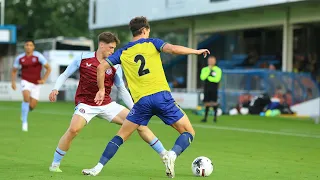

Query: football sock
(204, 106), (210, 120)
(213, 105), (218, 121)
(99, 135), (123, 166)
(52, 147), (66, 165)
(21, 101), (30, 124)
(171, 132), (194, 156)
(94, 162), (104, 172)
(149, 137), (166, 156)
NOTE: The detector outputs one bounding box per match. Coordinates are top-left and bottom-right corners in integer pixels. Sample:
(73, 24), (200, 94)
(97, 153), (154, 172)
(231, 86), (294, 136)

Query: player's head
(24, 40), (35, 54)
(98, 32), (120, 57)
(207, 55), (216, 66)
(129, 16), (150, 38)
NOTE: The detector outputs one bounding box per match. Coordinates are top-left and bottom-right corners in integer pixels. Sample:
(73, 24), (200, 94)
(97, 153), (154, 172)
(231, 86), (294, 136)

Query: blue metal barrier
(217, 70), (319, 112)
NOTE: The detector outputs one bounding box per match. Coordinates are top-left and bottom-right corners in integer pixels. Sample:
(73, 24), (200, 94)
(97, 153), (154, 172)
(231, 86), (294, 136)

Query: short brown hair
(98, 32), (120, 44)
(129, 16), (150, 37)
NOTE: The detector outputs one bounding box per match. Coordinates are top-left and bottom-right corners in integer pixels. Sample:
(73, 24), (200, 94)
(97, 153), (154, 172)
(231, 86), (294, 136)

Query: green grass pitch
(0, 101), (319, 180)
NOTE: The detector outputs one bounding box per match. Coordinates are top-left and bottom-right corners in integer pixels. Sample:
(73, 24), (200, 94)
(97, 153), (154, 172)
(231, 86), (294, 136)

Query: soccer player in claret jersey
(48, 32), (167, 173)
(83, 17), (210, 178)
(11, 40), (51, 132)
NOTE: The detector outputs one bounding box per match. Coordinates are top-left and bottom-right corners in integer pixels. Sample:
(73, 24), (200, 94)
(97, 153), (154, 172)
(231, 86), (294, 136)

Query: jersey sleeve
(200, 67), (210, 81)
(106, 49), (122, 66)
(13, 56), (20, 68)
(35, 52), (48, 65)
(53, 54), (81, 90)
(150, 38), (167, 52)
(114, 66), (124, 87)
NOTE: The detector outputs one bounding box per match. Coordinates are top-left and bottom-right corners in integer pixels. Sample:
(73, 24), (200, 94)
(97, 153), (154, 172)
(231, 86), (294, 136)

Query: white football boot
(163, 150), (177, 178)
(22, 123), (28, 132)
(82, 167), (101, 176)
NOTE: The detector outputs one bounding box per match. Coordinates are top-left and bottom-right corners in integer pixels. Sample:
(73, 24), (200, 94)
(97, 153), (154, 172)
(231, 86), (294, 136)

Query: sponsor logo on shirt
(86, 63), (92, 67)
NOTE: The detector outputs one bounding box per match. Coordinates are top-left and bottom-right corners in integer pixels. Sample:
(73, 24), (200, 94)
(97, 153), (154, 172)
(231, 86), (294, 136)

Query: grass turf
(0, 101), (319, 180)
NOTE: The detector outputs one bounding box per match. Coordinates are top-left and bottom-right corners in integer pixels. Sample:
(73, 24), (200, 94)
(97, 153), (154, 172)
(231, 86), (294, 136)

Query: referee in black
(200, 55), (222, 123)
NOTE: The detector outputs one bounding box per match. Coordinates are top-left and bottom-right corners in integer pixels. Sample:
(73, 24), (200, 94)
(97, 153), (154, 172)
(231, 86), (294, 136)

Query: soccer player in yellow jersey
(82, 16), (210, 178)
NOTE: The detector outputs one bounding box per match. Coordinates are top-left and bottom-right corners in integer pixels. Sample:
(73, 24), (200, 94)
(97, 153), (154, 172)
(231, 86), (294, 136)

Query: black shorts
(203, 90), (218, 103)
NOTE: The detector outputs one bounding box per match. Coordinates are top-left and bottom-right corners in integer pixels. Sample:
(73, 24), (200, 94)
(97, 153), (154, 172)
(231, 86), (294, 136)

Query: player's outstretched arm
(162, 43), (210, 58)
(49, 56), (81, 102)
(95, 61), (111, 105)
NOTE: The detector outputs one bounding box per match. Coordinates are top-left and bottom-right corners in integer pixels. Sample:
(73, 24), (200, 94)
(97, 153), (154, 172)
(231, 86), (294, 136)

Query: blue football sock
(99, 135), (124, 166)
(171, 132), (194, 156)
(21, 102), (30, 123)
(149, 137), (166, 155)
(53, 147), (66, 164)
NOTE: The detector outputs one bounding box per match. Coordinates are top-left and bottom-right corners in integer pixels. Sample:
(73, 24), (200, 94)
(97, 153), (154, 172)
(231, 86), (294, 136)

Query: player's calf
(49, 115), (87, 172)
(164, 115), (195, 178)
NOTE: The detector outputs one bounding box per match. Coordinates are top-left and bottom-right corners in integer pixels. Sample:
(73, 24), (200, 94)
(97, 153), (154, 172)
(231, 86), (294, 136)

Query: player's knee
(23, 98), (29, 103)
(29, 104), (36, 110)
(137, 125), (147, 132)
(67, 126), (81, 135)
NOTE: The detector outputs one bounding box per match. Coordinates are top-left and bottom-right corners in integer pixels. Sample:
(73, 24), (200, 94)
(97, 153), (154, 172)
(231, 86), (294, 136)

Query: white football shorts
(74, 101), (125, 123)
(21, 80), (40, 100)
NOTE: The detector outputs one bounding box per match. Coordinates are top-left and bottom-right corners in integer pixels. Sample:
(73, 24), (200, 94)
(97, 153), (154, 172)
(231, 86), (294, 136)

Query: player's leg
(136, 125), (167, 156)
(201, 90), (210, 122)
(82, 101), (153, 176)
(155, 91), (195, 178)
(105, 103), (167, 157)
(21, 89), (31, 132)
(29, 98), (38, 111)
(49, 104), (95, 172)
(201, 102), (210, 123)
(162, 115), (195, 178)
(212, 102), (219, 123)
(29, 84), (40, 111)
(82, 119), (140, 176)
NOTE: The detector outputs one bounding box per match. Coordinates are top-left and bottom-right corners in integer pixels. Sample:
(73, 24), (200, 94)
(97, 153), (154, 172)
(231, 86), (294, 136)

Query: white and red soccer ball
(191, 156), (214, 177)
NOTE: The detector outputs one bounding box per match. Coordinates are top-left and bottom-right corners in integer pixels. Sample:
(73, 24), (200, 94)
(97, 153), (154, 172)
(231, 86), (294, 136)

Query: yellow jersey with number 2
(106, 38), (171, 103)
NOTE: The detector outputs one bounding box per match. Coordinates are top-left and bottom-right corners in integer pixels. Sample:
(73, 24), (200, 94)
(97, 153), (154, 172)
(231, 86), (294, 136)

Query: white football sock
(94, 163), (104, 172)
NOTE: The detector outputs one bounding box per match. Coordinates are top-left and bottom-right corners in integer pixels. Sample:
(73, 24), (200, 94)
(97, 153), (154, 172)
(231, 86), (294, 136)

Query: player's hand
(94, 90), (105, 105)
(38, 79), (46, 84)
(196, 49), (210, 58)
(11, 83), (16, 90)
(49, 90), (59, 102)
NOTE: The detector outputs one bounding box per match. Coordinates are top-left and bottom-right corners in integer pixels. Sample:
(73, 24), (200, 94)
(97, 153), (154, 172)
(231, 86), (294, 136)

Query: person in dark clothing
(248, 93), (271, 114)
(200, 55), (222, 123)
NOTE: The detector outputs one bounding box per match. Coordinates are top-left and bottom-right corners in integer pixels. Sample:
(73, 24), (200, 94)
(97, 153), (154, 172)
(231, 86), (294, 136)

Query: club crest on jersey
(79, 108), (85, 114)
(106, 68), (112, 75)
(21, 59), (25, 62)
(32, 57), (37, 62)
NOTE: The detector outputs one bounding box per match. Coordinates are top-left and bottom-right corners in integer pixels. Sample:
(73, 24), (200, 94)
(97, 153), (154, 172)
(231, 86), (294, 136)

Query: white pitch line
(1, 106), (320, 139)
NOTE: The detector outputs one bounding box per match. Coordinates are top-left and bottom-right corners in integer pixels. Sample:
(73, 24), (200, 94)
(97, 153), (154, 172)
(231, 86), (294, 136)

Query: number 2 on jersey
(134, 55), (150, 76)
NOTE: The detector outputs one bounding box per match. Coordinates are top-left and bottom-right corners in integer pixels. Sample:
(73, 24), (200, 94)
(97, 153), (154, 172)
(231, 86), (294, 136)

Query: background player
(48, 32), (167, 173)
(11, 40), (51, 132)
(200, 55), (222, 123)
(83, 16), (209, 178)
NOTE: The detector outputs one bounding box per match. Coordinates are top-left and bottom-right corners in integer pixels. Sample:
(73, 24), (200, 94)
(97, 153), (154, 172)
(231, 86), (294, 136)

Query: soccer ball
(191, 156), (214, 177)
